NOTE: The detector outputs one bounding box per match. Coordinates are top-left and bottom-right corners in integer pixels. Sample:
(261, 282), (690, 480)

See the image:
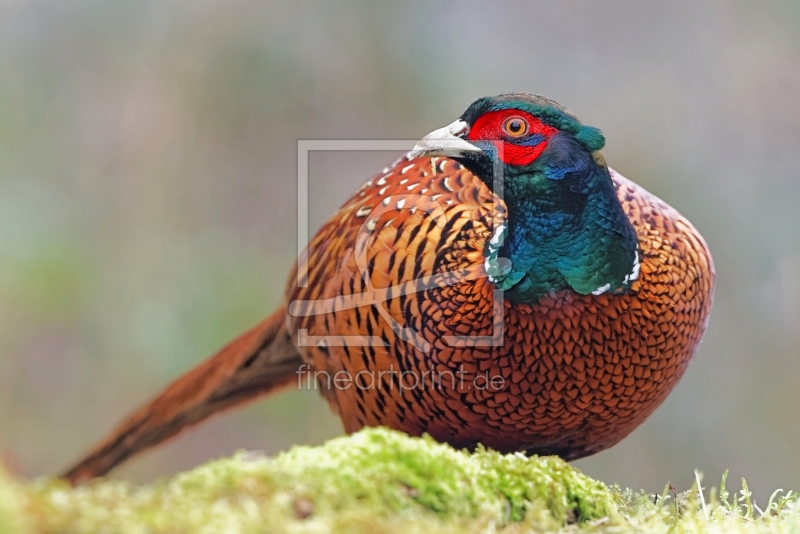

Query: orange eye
(503, 117), (528, 137)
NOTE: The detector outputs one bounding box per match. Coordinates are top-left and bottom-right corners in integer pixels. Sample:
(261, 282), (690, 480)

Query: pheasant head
(411, 93), (640, 304)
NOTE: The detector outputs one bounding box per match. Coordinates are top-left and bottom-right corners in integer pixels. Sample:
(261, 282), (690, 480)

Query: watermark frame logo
(287, 140), (508, 392)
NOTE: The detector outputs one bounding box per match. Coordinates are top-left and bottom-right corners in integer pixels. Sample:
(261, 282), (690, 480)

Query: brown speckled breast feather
(287, 155), (714, 459)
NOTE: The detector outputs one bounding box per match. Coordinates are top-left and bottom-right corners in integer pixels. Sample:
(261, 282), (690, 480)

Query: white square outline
(294, 140), (505, 349)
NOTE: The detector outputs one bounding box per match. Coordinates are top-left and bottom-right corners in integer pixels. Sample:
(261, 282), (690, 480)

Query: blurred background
(1, 0), (799, 501)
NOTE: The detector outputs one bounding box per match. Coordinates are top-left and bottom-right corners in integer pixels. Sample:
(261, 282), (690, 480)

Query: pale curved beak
(409, 120), (483, 159)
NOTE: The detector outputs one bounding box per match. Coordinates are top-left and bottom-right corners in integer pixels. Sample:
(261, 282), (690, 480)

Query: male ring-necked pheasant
(63, 93), (714, 484)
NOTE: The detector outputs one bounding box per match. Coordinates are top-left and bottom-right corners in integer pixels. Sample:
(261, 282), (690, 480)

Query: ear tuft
(575, 126), (605, 151)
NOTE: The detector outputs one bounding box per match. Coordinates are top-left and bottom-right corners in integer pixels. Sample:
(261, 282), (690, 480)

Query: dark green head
(411, 93), (640, 303)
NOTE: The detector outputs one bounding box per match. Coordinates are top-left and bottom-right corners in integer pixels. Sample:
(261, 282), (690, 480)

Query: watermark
(295, 363), (505, 392)
(289, 140), (507, 353)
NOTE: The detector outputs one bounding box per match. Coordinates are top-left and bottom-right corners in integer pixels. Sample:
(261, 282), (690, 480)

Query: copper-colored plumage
(63, 145), (713, 485)
(288, 156), (713, 458)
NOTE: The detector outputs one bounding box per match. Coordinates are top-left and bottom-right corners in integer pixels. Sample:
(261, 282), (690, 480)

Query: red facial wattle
(467, 110), (559, 167)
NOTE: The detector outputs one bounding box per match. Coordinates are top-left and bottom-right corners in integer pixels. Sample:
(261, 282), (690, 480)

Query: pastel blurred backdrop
(1, 0), (799, 502)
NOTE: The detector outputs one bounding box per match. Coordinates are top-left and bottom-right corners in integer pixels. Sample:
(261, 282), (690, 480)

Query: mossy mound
(1, 428), (798, 533)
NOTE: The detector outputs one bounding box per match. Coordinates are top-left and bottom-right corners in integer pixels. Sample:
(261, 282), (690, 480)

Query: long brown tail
(62, 307), (304, 485)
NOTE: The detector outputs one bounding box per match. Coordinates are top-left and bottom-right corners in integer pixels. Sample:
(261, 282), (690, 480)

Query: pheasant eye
(503, 117), (528, 137)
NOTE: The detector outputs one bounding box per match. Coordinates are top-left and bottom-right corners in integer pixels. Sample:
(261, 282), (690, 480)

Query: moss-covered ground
(0, 428), (797, 533)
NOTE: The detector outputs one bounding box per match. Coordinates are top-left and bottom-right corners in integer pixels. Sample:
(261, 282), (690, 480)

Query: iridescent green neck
(484, 140), (640, 304)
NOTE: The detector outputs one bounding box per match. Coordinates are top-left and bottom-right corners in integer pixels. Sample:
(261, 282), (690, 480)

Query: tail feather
(62, 307), (304, 485)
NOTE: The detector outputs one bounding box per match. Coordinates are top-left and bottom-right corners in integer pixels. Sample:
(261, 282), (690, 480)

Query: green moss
(0, 464), (32, 534)
(1, 428), (798, 533)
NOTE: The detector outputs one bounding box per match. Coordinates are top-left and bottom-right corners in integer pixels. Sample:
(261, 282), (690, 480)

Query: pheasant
(63, 93), (714, 484)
